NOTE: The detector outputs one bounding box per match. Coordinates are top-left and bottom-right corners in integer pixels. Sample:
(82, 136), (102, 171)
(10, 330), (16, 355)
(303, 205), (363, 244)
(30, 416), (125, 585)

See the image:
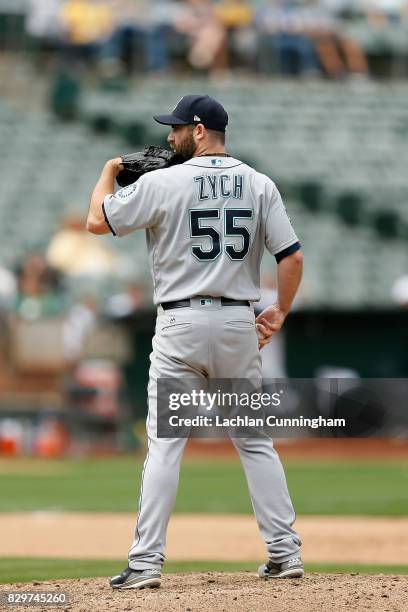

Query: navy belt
(161, 297), (250, 310)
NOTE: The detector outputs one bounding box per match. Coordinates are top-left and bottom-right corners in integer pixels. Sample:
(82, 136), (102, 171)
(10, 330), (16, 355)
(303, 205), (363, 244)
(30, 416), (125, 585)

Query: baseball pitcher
(87, 94), (304, 589)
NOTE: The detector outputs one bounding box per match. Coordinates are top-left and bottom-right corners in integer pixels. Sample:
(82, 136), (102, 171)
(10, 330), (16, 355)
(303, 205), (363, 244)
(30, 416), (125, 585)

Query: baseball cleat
(110, 566), (161, 590)
(258, 556), (304, 579)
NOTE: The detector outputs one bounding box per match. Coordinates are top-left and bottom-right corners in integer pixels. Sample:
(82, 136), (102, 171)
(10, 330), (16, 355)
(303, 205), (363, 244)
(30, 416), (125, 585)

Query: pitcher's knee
(231, 436), (274, 454)
(231, 437), (254, 452)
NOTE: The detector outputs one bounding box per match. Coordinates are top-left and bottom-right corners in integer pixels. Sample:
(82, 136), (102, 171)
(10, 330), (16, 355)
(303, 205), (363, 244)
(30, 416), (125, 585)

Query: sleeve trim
(102, 200), (117, 236)
(270, 236), (299, 256)
(275, 241), (301, 264)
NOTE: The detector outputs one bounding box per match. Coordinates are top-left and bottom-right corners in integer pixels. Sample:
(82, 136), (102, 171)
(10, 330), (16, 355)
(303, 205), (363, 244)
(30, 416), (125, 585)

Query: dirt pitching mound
(1, 572), (407, 612)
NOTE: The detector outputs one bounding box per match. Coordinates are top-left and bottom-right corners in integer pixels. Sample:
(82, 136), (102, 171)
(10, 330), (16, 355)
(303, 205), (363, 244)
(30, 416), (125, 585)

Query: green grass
(0, 558), (407, 584)
(0, 457), (407, 515)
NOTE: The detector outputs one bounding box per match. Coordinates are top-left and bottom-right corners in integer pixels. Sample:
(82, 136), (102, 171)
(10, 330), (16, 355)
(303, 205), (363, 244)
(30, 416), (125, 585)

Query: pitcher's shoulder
(242, 165), (277, 190)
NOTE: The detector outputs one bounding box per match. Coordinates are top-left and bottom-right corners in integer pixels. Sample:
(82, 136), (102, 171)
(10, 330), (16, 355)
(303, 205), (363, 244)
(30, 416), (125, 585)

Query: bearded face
(168, 125), (197, 160)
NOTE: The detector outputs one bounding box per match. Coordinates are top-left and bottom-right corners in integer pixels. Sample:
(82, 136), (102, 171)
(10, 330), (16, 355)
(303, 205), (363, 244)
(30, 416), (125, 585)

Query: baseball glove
(116, 145), (185, 187)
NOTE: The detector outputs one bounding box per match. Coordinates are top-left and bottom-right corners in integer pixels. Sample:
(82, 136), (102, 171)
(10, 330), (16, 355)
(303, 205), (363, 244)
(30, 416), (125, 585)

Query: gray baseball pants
(128, 298), (301, 570)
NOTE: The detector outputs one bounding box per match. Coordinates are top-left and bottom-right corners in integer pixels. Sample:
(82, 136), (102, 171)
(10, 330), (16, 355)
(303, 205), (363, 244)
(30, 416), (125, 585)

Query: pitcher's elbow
(292, 250), (303, 267)
(86, 216), (99, 234)
(282, 249), (303, 269)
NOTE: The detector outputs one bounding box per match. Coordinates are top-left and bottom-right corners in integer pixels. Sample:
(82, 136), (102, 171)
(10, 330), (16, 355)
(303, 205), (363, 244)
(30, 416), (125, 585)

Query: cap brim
(153, 113), (189, 126)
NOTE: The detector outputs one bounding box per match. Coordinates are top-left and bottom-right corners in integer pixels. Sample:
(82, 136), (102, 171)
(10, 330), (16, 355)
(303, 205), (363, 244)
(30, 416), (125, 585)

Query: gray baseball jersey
(103, 156), (298, 304)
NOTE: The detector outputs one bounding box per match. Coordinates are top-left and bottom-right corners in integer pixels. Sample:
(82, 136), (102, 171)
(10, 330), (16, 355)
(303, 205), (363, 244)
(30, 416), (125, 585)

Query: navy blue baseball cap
(153, 94), (228, 133)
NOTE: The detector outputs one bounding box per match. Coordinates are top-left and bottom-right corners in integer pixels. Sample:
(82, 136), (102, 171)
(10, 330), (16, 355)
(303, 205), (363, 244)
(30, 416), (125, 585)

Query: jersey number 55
(189, 209), (253, 262)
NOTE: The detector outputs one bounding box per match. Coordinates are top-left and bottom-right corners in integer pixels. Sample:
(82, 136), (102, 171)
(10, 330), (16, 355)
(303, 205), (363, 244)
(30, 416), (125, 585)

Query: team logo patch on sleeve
(117, 182), (138, 199)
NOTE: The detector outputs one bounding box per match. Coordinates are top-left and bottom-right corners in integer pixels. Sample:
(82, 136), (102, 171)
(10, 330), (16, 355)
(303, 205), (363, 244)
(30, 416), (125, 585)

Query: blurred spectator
(105, 0), (148, 74)
(256, 0), (319, 76)
(144, 1), (183, 72)
(332, 0), (405, 77)
(46, 214), (119, 277)
(0, 266), (16, 370)
(0, 266), (17, 311)
(12, 253), (65, 319)
(26, 0), (63, 53)
(175, 0), (228, 72)
(63, 297), (97, 360)
(216, 0), (253, 28)
(107, 0), (180, 74)
(10, 251), (97, 362)
(106, 281), (148, 318)
(215, 0), (257, 68)
(304, 0), (368, 79)
(391, 275), (408, 308)
(59, 0), (114, 65)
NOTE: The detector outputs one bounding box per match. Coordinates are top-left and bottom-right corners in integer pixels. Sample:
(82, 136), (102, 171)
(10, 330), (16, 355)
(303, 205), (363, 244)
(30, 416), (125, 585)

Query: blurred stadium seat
(1, 76), (408, 307)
